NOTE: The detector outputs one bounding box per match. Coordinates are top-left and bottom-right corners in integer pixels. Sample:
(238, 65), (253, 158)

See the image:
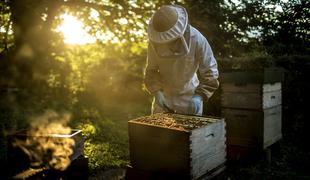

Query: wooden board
(222, 106), (282, 149)
(221, 82), (281, 110)
(128, 121), (190, 176)
(128, 114), (226, 179)
(222, 108), (263, 147)
(263, 106), (282, 149)
(262, 90), (282, 110)
(263, 82), (281, 92)
(222, 82), (281, 93)
(190, 121), (226, 179)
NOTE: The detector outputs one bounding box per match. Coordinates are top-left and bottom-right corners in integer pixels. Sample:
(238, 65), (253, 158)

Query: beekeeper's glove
(188, 94), (203, 115)
(154, 91), (169, 111)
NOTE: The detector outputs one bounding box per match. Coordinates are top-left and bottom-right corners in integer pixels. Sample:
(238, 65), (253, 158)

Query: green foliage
(77, 115), (129, 171)
(72, 107), (130, 171)
(78, 123), (96, 139)
(84, 141), (128, 171)
(274, 55), (310, 148)
(262, 0), (309, 56)
(218, 54), (275, 71)
(0, 1), (13, 53)
(184, 0), (269, 57)
(67, 89), (150, 171)
(185, 0), (309, 58)
(71, 100), (150, 171)
(55, 44), (104, 95)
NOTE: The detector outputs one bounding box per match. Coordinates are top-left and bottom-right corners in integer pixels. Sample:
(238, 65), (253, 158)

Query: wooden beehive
(128, 113), (226, 180)
(221, 82), (281, 110)
(221, 68), (283, 149)
(222, 106), (282, 149)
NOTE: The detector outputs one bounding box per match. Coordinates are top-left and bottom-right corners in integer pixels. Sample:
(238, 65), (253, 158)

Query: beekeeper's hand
(154, 91), (169, 111)
(188, 94), (203, 115)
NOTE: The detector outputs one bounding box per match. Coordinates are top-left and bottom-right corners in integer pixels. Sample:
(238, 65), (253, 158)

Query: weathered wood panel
(263, 82), (281, 92)
(221, 69), (282, 150)
(263, 106), (282, 149)
(222, 82), (281, 93)
(222, 83), (261, 93)
(222, 106), (282, 149)
(128, 121), (190, 176)
(190, 120), (226, 179)
(222, 108), (263, 147)
(221, 83), (281, 110)
(222, 92), (262, 109)
(263, 90), (282, 109)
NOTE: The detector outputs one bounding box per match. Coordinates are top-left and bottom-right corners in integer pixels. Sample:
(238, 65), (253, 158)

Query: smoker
(6, 129), (88, 179)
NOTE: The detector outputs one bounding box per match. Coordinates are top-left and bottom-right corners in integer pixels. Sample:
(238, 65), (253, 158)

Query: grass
(73, 92), (151, 172)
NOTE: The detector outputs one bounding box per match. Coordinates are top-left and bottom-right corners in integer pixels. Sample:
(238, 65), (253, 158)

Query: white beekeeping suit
(144, 5), (219, 116)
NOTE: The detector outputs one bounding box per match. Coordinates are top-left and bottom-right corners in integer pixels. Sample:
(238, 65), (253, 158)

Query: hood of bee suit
(148, 5), (188, 44)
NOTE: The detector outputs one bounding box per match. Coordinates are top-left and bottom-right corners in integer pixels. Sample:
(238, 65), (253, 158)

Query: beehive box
(221, 68), (283, 149)
(128, 113), (226, 180)
(221, 82), (281, 110)
(221, 68), (283, 110)
(222, 106), (282, 149)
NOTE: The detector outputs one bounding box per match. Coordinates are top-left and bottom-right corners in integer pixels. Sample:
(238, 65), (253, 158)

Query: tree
(185, 0), (309, 57)
(0, 0), (174, 104)
(184, 0), (270, 57)
(262, 0), (309, 55)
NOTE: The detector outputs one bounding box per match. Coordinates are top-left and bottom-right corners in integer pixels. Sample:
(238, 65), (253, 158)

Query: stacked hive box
(221, 68), (283, 149)
(128, 113), (226, 180)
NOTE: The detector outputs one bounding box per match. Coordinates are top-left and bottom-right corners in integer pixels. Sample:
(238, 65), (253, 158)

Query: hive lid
(221, 67), (284, 84)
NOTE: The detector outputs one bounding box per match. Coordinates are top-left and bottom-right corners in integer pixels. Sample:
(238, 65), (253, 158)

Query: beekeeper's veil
(148, 5), (190, 58)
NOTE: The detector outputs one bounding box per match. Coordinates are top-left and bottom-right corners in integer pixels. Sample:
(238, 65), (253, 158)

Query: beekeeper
(144, 5), (219, 116)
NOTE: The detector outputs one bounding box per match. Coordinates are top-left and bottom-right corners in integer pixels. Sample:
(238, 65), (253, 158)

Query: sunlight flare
(56, 14), (96, 45)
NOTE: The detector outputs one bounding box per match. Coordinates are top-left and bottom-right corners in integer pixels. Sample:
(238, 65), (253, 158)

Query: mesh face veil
(148, 5), (191, 58)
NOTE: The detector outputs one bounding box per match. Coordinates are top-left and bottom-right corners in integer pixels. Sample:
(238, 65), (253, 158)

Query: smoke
(12, 110), (75, 171)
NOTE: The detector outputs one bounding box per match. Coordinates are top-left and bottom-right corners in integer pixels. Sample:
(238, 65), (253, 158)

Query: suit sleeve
(144, 44), (162, 94)
(195, 36), (219, 101)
